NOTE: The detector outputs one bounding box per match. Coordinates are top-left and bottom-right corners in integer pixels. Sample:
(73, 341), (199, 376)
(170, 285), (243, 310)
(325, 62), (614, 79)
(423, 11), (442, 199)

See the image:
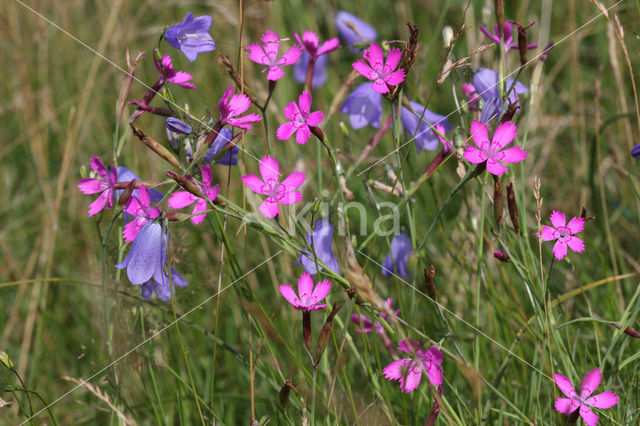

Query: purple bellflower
(401, 101), (452, 152)
(335, 11), (377, 52)
(382, 233), (413, 278)
(77, 156), (117, 217)
(122, 185), (162, 242)
(472, 68), (529, 123)
(203, 127), (238, 165)
(165, 13), (216, 62)
(296, 219), (340, 275)
(631, 142), (640, 159)
(383, 339), (444, 393)
(339, 82), (382, 129)
(294, 52), (328, 88)
(116, 221), (188, 301)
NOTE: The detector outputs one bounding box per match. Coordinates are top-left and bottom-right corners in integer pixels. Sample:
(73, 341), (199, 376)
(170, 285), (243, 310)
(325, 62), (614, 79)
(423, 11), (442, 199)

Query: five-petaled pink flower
(463, 120), (527, 175)
(352, 42), (406, 94)
(293, 31), (339, 61)
(77, 156), (118, 217)
(536, 210), (585, 260)
(478, 22), (537, 53)
(154, 54), (196, 89)
(123, 185), (162, 242)
(217, 85), (262, 130)
(242, 155), (305, 218)
(276, 91), (324, 144)
(279, 272), (331, 311)
(554, 369), (619, 426)
(168, 165), (219, 225)
(383, 339), (443, 393)
(247, 30), (302, 81)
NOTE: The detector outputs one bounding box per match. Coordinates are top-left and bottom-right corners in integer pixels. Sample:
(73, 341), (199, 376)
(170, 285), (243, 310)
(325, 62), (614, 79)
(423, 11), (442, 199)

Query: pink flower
(217, 85), (262, 130)
(352, 42), (406, 94)
(122, 185), (162, 242)
(247, 30), (302, 81)
(433, 123), (455, 154)
(478, 22), (537, 53)
(77, 156), (117, 217)
(463, 120), (527, 175)
(279, 272), (331, 311)
(554, 369), (619, 426)
(383, 339), (443, 393)
(241, 155), (305, 218)
(351, 298), (399, 334)
(276, 91), (324, 145)
(293, 30), (339, 60)
(153, 54), (196, 89)
(536, 210), (585, 260)
(168, 165), (219, 225)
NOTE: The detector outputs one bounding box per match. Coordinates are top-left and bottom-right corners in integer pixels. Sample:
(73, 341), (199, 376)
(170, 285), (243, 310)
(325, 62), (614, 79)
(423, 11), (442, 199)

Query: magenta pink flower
(276, 91), (324, 145)
(383, 339), (443, 393)
(293, 31), (339, 60)
(352, 42), (406, 94)
(279, 272), (331, 311)
(463, 120), (527, 175)
(536, 210), (585, 260)
(217, 85), (262, 130)
(154, 54), (196, 89)
(554, 369), (619, 426)
(168, 165), (219, 225)
(433, 123), (455, 154)
(241, 155), (305, 218)
(122, 185), (162, 242)
(351, 298), (399, 334)
(247, 30), (302, 81)
(478, 22), (537, 52)
(77, 156), (117, 217)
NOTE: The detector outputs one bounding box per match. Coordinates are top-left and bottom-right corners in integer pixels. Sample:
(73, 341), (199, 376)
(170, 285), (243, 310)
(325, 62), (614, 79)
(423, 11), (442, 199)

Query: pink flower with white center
(168, 164), (219, 225)
(536, 210), (585, 260)
(122, 185), (162, 242)
(217, 85), (262, 130)
(276, 91), (324, 145)
(247, 30), (302, 81)
(352, 42), (406, 94)
(279, 272), (331, 311)
(554, 369), (619, 426)
(77, 156), (118, 217)
(463, 120), (527, 175)
(241, 155), (305, 218)
(153, 54), (196, 89)
(293, 30), (339, 61)
(383, 339), (443, 393)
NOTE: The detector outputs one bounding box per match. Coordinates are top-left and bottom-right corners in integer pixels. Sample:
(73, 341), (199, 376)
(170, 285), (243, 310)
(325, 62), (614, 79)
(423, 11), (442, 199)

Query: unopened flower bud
(493, 250), (510, 262)
(165, 117), (192, 149)
(424, 265), (437, 300)
(506, 182), (519, 233)
(462, 83), (480, 111)
(314, 304), (342, 366)
(338, 122), (349, 137)
(0, 351), (14, 369)
(442, 26), (454, 47)
(493, 175), (503, 227)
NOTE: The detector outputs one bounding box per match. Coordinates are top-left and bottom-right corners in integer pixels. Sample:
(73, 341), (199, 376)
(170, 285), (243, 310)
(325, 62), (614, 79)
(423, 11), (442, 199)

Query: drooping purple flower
(335, 11), (377, 52)
(246, 30), (302, 81)
(203, 128), (238, 165)
(122, 185), (162, 242)
(168, 165), (219, 225)
(351, 298), (399, 334)
(116, 221), (188, 301)
(339, 82), (382, 129)
(401, 102), (452, 152)
(293, 31), (340, 61)
(383, 339), (443, 393)
(294, 52), (328, 88)
(472, 68), (529, 123)
(631, 142), (640, 159)
(165, 12), (216, 62)
(554, 369), (619, 426)
(296, 219), (339, 275)
(77, 156), (118, 217)
(279, 272), (331, 311)
(478, 22), (537, 53)
(218, 85), (262, 130)
(382, 233), (413, 278)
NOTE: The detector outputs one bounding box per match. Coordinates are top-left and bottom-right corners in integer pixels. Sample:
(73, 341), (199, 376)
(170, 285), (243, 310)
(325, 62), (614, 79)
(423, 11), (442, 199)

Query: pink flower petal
(424, 346), (444, 366)
(382, 69), (406, 86)
(279, 284), (301, 307)
(366, 42), (384, 69)
(77, 178), (107, 195)
(295, 125), (312, 144)
(149, 206), (161, 219)
(125, 195), (144, 217)
(351, 314), (373, 332)
(306, 303), (328, 311)
(218, 85), (234, 115)
(580, 369), (602, 399)
(539, 225), (559, 241)
(137, 185), (151, 211)
(283, 100), (301, 120)
(383, 358), (411, 380)
(497, 146), (527, 163)
(371, 78), (390, 94)
(168, 191), (197, 209)
(424, 362), (443, 386)
(122, 219), (144, 242)
(280, 191), (303, 205)
(306, 110), (324, 127)
(205, 185), (219, 202)
(170, 71), (196, 88)
(566, 216), (585, 234)
(550, 210), (566, 229)
(384, 47), (402, 73)
(228, 93), (251, 116)
(261, 29), (279, 44)
(259, 197), (280, 217)
(463, 146), (487, 163)
(486, 159), (509, 175)
(310, 279), (331, 304)
(470, 121), (489, 149)
(552, 240), (568, 260)
(566, 236), (585, 253)
(554, 374), (578, 399)
(352, 60), (377, 80)
(201, 165), (213, 190)
(491, 121), (518, 150)
(241, 174), (267, 194)
(190, 198), (208, 225)
(246, 43), (270, 65)
(266, 66), (285, 81)
(401, 364), (423, 392)
(89, 156), (108, 180)
(316, 37), (340, 56)
(87, 190), (110, 216)
(297, 272), (314, 299)
(281, 171), (306, 191)
(277, 45), (302, 66)
(276, 122), (298, 141)
(398, 338), (421, 354)
(259, 155), (280, 182)
(586, 391), (619, 409)
(226, 113), (262, 130)
(298, 91), (312, 115)
(554, 398), (580, 415)
(301, 31), (319, 51)
(579, 405), (599, 426)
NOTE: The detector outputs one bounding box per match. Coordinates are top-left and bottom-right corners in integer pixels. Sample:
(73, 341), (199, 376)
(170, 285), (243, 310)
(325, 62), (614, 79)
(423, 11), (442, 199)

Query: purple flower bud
(462, 83), (480, 110)
(296, 219), (340, 275)
(335, 11), (377, 52)
(203, 127), (238, 166)
(339, 82), (382, 129)
(632, 142), (640, 159)
(294, 52), (328, 88)
(382, 233), (413, 278)
(400, 101), (452, 152)
(472, 68), (528, 123)
(165, 117), (192, 149)
(165, 13), (216, 62)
